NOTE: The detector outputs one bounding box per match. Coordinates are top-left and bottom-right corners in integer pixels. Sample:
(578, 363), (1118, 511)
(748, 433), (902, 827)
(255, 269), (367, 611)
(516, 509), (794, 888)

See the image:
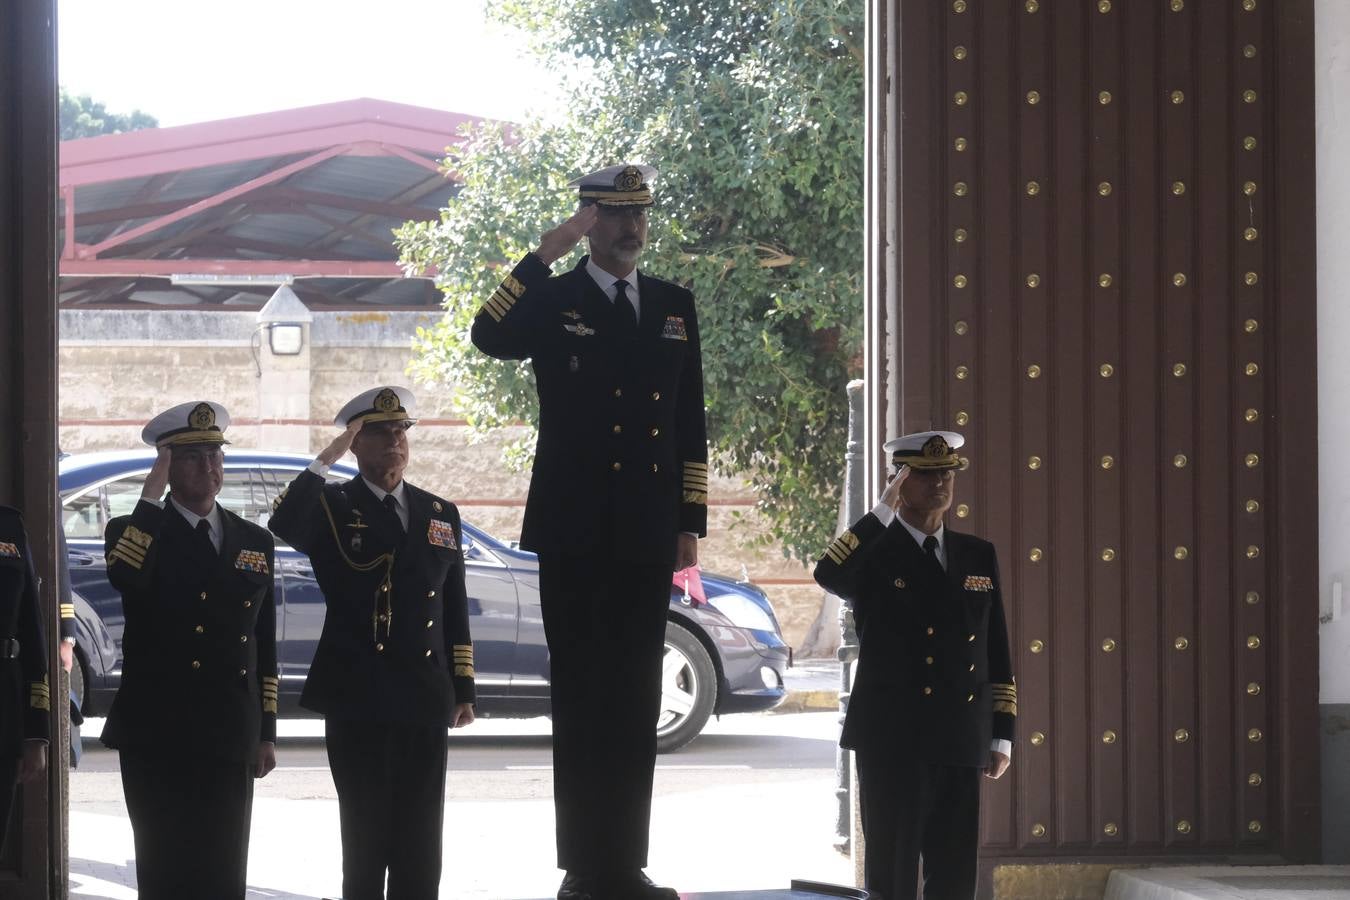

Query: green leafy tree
(397, 0), (863, 563)
(59, 88), (157, 140)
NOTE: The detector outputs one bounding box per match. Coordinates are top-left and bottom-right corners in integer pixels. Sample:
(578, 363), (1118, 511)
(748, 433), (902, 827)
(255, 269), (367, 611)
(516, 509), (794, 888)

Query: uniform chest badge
(561, 309), (582, 320)
(563, 323), (596, 337)
(428, 518), (457, 549)
(893, 577), (906, 589)
(235, 549), (269, 574)
(964, 574), (993, 592)
(0, 542), (20, 559)
(661, 315), (688, 341)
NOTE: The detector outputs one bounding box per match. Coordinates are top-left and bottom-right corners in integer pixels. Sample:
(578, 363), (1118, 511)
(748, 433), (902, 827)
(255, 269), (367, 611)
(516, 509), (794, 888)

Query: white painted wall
(1318, 0), (1350, 705)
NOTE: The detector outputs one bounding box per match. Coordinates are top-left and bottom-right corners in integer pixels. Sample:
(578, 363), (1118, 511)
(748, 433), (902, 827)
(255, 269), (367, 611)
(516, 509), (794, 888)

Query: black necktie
(923, 534), (941, 570)
(614, 280), (638, 333)
(195, 519), (216, 556)
(383, 494), (405, 537)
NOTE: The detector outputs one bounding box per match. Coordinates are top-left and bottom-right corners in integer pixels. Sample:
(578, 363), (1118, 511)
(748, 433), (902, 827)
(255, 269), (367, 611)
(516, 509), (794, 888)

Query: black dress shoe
(558, 871), (603, 900)
(603, 870), (679, 899)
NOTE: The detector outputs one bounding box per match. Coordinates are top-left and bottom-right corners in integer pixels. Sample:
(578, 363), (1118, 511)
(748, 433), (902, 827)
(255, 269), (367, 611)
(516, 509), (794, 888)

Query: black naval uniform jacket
(471, 254), (709, 563)
(814, 512), (1016, 766)
(100, 499), (278, 763)
(268, 471), (476, 725)
(0, 507), (50, 758)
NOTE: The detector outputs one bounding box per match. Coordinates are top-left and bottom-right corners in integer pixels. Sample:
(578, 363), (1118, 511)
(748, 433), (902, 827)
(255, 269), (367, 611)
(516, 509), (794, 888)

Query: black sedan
(58, 450), (789, 752)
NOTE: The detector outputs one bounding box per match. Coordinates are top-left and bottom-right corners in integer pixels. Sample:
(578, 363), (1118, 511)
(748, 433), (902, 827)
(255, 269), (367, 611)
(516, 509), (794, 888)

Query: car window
(218, 469), (273, 527)
(105, 474), (148, 522)
(62, 490), (105, 540)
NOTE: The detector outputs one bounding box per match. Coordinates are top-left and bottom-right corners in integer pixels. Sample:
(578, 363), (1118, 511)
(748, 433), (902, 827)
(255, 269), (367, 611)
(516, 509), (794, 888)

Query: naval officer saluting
(268, 386), (475, 900)
(814, 431), (1015, 900)
(471, 164), (707, 900)
(100, 401), (278, 900)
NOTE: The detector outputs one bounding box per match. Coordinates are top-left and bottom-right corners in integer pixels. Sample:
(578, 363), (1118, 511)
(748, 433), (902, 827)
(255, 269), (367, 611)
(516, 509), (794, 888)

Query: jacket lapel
(570, 256), (623, 331)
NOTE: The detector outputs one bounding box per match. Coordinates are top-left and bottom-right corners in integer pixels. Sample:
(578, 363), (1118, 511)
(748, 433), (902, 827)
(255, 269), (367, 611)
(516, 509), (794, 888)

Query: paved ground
(1106, 867), (1350, 900)
(69, 708), (853, 900)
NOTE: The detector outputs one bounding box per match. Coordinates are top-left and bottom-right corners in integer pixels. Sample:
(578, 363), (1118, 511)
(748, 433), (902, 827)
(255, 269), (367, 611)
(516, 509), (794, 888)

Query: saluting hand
(317, 419), (364, 467)
(141, 445), (172, 502)
(879, 464), (910, 512)
(533, 205), (598, 266)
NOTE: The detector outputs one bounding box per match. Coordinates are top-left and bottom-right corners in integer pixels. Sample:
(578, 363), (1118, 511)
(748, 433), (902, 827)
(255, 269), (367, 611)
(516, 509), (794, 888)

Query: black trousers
(325, 715), (448, 900)
(854, 749), (981, 900)
(539, 554), (671, 872)
(119, 749), (255, 900)
(0, 754), (17, 859)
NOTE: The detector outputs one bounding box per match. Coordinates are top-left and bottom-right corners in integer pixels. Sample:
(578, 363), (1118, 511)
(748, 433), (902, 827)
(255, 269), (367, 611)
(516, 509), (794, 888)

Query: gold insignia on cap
(615, 166), (644, 192)
(923, 436), (951, 460)
(375, 389), (400, 413)
(190, 403), (216, 429)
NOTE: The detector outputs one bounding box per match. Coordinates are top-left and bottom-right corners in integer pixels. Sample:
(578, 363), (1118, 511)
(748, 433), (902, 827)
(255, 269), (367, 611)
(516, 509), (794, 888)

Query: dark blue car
(58, 450), (789, 752)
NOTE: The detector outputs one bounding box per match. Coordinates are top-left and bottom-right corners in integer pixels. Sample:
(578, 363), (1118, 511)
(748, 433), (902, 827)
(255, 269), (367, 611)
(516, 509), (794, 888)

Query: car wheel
(655, 622), (717, 754)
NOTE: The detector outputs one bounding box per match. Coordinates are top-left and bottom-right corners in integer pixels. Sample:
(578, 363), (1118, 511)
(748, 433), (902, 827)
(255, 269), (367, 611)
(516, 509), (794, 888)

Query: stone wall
(58, 308), (828, 654)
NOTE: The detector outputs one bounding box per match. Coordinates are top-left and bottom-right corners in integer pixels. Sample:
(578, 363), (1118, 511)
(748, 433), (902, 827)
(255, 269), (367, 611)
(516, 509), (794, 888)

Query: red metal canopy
(58, 98), (481, 308)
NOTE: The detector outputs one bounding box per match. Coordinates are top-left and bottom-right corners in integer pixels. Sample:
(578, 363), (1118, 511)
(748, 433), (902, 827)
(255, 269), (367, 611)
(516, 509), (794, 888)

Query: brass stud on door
(1173, 363), (1187, 377)
(1245, 591), (1261, 605)
(1026, 91), (1041, 105)
(956, 504), (970, 518)
(1028, 456), (1042, 470)
(1245, 453), (1260, 468)
(1026, 181), (1041, 196)
(1098, 182), (1113, 196)
(1099, 362), (1115, 377)
(954, 92), (969, 108)
(1173, 454), (1188, 468)
(1243, 44), (1257, 59)
(953, 180), (968, 196)
(1027, 364), (1042, 379)
(1248, 728), (1263, 742)
(1029, 640), (1045, 654)
(954, 320), (969, 335)
(1244, 227), (1258, 242)
(1248, 820), (1263, 834)
(1026, 273), (1041, 288)
(1243, 136), (1258, 152)
(1031, 824), (1047, 837)
(1171, 181), (1187, 195)
(953, 0), (967, 11)
(956, 411), (970, 426)
(1174, 547), (1189, 560)
(1243, 90), (1258, 104)
(1102, 730), (1118, 744)
(1098, 0), (1111, 11)
(1175, 636), (1190, 650)
(1245, 409), (1259, 423)
(955, 137), (969, 152)
(1248, 772), (1263, 786)
(1243, 181), (1258, 196)
(1174, 728), (1190, 743)
(1171, 90), (1185, 105)
(954, 274), (968, 288)
(1099, 91), (1112, 105)
(1104, 823), (1119, 836)
(1244, 318), (1259, 332)
(1243, 0), (1256, 12)
(1244, 271), (1259, 285)
(1245, 500), (1260, 514)
(954, 228), (969, 243)
(1025, 0), (1038, 11)
(1170, 0), (1184, 9)
(1173, 272), (1187, 287)
(1247, 635), (1262, 649)
(1101, 638), (1117, 652)
(953, 45), (968, 60)
(1244, 362), (1259, 376)
(1176, 820), (1192, 835)
(1101, 456), (1115, 469)
(1030, 731), (1046, 745)
(1101, 548), (1116, 562)
(955, 365), (970, 380)
(1247, 682), (1262, 696)
(1029, 548), (1043, 562)
(1246, 545), (1261, 560)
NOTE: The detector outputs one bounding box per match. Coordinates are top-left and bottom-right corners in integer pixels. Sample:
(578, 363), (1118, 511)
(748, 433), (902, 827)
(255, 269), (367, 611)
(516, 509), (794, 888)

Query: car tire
(655, 622), (717, 754)
(70, 650), (87, 714)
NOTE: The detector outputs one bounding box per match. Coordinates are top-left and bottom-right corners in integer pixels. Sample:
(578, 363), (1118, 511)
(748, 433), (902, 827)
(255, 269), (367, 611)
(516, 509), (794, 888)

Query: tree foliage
(397, 0), (864, 563)
(59, 88), (157, 140)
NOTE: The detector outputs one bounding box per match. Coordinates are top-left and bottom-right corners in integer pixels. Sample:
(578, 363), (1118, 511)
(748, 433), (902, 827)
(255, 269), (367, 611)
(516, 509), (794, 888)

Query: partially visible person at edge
(471, 163), (707, 900)
(0, 505), (49, 856)
(100, 401), (278, 900)
(268, 386), (476, 900)
(813, 431), (1015, 900)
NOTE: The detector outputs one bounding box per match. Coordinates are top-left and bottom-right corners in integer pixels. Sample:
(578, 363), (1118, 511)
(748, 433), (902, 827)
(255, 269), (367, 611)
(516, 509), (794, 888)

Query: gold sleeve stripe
(271, 488), (289, 512)
(108, 549), (144, 570)
(454, 665), (476, 678)
(60, 604), (75, 618)
(30, 677), (50, 711)
(263, 699), (278, 713)
(683, 491), (708, 505)
(122, 526), (154, 550)
(262, 676), (280, 688)
(492, 287), (517, 311)
(824, 530), (861, 564)
(114, 538), (147, 558)
(993, 701), (1018, 716)
(502, 275), (526, 299)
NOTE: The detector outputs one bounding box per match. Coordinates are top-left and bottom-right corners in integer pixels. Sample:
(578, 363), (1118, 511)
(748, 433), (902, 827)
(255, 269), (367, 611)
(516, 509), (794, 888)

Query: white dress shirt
(143, 495), (223, 552)
(586, 257), (641, 321)
(361, 476), (410, 531)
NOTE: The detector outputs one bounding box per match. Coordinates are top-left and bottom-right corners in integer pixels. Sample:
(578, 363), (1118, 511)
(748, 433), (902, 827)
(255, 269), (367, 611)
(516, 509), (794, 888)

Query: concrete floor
(1106, 867), (1350, 900)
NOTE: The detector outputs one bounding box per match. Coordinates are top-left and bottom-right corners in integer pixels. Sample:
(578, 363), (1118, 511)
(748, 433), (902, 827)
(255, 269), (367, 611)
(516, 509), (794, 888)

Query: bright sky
(58, 0), (557, 127)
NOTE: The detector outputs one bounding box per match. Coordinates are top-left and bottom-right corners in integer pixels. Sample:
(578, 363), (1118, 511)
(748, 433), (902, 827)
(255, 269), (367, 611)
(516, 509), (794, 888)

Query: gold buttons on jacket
(923, 687), (933, 696)
(612, 462), (622, 472)
(376, 643), (385, 653)
(378, 614), (389, 623)
(195, 625), (204, 634)
(967, 694), (974, 703)
(381, 584), (389, 593)
(926, 627), (935, 636)
(191, 660), (201, 670)
(968, 633), (976, 642)
(926, 656), (934, 665)
(244, 600), (252, 608)
(426, 620), (434, 629)
(652, 464), (660, 473)
(426, 650), (433, 657)
(651, 391), (661, 401)
(239, 668), (247, 677)
(428, 590), (436, 598)
(650, 428), (660, 437)
(200, 592), (208, 600)
(613, 425), (622, 434)
(969, 663), (975, 672)
(240, 635), (248, 643)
